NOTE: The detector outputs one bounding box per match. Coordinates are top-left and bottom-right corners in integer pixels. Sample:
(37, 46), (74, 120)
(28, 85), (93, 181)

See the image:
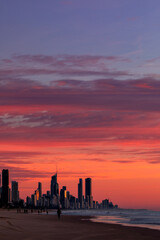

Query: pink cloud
(0, 54), (132, 84)
(0, 55), (160, 167)
(146, 57), (160, 64)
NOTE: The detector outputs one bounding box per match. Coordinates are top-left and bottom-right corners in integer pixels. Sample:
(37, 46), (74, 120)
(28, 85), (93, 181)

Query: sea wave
(53, 208), (160, 230)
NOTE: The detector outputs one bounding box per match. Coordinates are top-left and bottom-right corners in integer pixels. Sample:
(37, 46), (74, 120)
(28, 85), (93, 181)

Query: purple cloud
(0, 151), (48, 161)
(0, 78), (160, 112)
(0, 166), (88, 181)
(0, 54), (132, 83)
(0, 55), (160, 165)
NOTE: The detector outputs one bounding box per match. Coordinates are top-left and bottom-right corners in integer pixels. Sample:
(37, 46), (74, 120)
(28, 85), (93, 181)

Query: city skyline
(0, 0), (160, 211)
(0, 168), (117, 209)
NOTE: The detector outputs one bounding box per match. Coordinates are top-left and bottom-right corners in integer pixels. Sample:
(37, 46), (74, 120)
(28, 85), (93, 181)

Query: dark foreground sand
(0, 210), (160, 240)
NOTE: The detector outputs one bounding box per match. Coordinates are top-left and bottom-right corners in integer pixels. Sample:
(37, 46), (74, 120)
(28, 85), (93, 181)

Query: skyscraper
(12, 181), (19, 203)
(85, 178), (92, 208)
(0, 174), (2, 200)
(35, 189), (39, 201)
(60, 186), (67, 208)
(2, 169), (9, 206)
(38, 182), (42, 198)
(78, 178), (83, 208)
(51, 173), (59, 198)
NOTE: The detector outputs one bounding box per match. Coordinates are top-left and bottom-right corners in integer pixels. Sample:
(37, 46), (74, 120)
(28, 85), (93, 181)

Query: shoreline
(42, 208), (160, 231)
(0, 209), (160, 239)
(90, 216), (160, 231)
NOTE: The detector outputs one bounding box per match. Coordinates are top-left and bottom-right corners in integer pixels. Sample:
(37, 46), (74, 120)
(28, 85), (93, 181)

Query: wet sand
(0, 209), (160, 240)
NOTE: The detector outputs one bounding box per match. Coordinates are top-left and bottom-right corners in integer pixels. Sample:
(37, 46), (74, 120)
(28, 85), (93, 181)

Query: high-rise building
(47, 191), (50, 197)
(38, 182), (42, 198)
(102, 199), (109, 208)
(85, 178), (92, 208)
(78, 178), (83, 208)
(2, 169), (9, 206)
(9, 188), (12, 202)
(26, 196), (31, 207)
(69, 195), (76, 209)
(51, 173), (59, 198)
(0, 174), (1, 200)
(0, 187), (2, 200)
(35, 189), (39, 201)
(60, 186), (67, 208)
(12, 181), (19, 203)
(66, 191), (70, 209)
(31, 194), (37, 207)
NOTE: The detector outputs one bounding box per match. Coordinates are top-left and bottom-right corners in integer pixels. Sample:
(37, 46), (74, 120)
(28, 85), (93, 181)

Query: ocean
(49, 209), (160, 230)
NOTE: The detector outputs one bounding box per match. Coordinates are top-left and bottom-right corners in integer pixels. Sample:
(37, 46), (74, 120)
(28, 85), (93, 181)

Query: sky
(0, 0), (160, 210)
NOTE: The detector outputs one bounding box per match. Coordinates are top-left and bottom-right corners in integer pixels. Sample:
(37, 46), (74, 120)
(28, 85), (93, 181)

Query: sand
(0, 209), (160, 240)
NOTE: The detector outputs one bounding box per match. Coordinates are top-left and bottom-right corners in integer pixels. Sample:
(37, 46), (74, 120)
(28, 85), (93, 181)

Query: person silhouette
(57, 207), (61, 220)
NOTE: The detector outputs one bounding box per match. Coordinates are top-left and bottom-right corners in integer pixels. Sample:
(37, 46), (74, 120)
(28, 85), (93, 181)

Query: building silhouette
(35, 189), (39, 201)
(0, 168), (118, 209)
(2, 169), (9, 206)
(31, 193), (37, 207)
(38, 182), (42, 198)
(78, 178), (83, 208)
(12, 181), (19, 203)
(0, 174), (1, 200)
(85, 178), (93, 208)
(51, 173), (59, 198)
(60, 186), (67, 208)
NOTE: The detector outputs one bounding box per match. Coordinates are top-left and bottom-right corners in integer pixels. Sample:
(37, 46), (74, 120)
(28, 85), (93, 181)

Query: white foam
(48, 209), (160, 230)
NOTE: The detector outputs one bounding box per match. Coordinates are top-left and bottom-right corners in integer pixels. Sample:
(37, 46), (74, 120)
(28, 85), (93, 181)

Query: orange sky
(1, 125), (160, 210)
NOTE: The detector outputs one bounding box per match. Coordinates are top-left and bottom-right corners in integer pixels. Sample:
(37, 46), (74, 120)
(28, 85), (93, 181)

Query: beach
(0, 210), (160, 240)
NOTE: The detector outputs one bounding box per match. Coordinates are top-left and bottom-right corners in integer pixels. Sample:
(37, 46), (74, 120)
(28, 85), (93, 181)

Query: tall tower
(2, 169), (9, 206)
(78, 178), (83, 208)
(60, 186), (67, 208)
(12, 181), (19, 203)
(85, 178), (92, 208)
(38, 182), (42, 198)
(51, 173), (59, 198)
(0, 174), (2, 200)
